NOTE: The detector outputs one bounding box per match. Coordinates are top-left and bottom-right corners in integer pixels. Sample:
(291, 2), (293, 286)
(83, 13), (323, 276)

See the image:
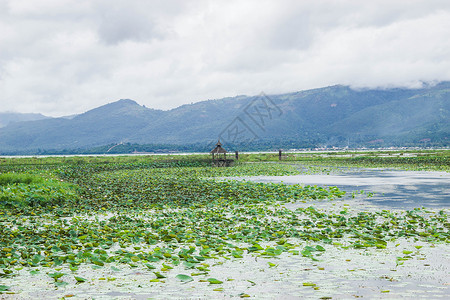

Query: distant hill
(0, 83), (449, 154)
(0, 112), (50, 128)
(0, 99), (163, 151)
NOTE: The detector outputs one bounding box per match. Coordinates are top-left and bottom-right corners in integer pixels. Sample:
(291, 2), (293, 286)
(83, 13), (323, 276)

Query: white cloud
(0, 0), (449, 116)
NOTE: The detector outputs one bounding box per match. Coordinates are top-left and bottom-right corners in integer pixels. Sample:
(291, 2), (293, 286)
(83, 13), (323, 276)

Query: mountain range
(0, 82), (449, 154)
(0, 112), (49, 128)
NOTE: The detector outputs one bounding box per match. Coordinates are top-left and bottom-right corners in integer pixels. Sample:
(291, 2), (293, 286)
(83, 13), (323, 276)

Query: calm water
(231, 168), (450, 209)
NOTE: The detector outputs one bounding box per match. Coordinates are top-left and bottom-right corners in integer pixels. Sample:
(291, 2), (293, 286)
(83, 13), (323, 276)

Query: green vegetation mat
(0, 152), (448, 298)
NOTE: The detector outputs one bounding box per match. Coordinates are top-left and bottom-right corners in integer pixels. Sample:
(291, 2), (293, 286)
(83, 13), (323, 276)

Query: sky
(1, 0), (450, 117)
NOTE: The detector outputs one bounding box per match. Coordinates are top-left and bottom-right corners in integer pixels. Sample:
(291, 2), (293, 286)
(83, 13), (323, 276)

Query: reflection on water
(233, 168), (450, 209)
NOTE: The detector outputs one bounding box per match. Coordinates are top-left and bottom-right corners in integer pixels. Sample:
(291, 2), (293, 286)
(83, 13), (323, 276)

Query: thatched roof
(210, 140), (227, 154)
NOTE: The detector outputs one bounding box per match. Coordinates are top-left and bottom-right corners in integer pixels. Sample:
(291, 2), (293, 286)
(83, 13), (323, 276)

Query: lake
(228, 167), (450, 209)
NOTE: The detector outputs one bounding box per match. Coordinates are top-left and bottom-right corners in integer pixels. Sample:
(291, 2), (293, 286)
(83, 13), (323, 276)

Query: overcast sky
(1, 0), (449, 117)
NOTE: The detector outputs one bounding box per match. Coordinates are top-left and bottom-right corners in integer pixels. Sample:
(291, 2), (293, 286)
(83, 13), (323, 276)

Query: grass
(0, 176), (80, 212)
(0, 173), (43, 186)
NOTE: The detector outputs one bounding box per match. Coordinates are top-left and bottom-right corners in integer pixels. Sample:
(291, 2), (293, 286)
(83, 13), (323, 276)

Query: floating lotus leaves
(0, 155), (448, 297)
(303, 282), (316, 287)
(207, 278), (223, 284)
(54, 281), (69, 288)
(74, 276), (87, 283)
(176, 274), (194, 283)
(153, 272), (166, 279)
(0, 285), (10, 292)
(47, 272), (65, 281)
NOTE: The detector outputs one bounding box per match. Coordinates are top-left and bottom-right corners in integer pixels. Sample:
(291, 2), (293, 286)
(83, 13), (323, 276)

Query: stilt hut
(210, 140), (233, 167)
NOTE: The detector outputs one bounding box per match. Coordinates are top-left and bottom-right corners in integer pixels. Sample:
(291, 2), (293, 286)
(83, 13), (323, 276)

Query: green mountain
(0, 83), (449, 153)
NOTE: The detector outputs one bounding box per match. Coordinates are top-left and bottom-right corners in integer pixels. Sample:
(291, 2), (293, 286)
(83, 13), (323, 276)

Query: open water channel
(233, 166), (450, 209)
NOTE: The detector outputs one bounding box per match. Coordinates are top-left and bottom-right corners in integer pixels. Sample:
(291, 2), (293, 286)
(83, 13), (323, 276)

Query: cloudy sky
(1, 0), (449, 117)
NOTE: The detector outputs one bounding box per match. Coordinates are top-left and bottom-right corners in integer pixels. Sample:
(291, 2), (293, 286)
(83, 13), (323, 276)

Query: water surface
(230, 168), (450, 209)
